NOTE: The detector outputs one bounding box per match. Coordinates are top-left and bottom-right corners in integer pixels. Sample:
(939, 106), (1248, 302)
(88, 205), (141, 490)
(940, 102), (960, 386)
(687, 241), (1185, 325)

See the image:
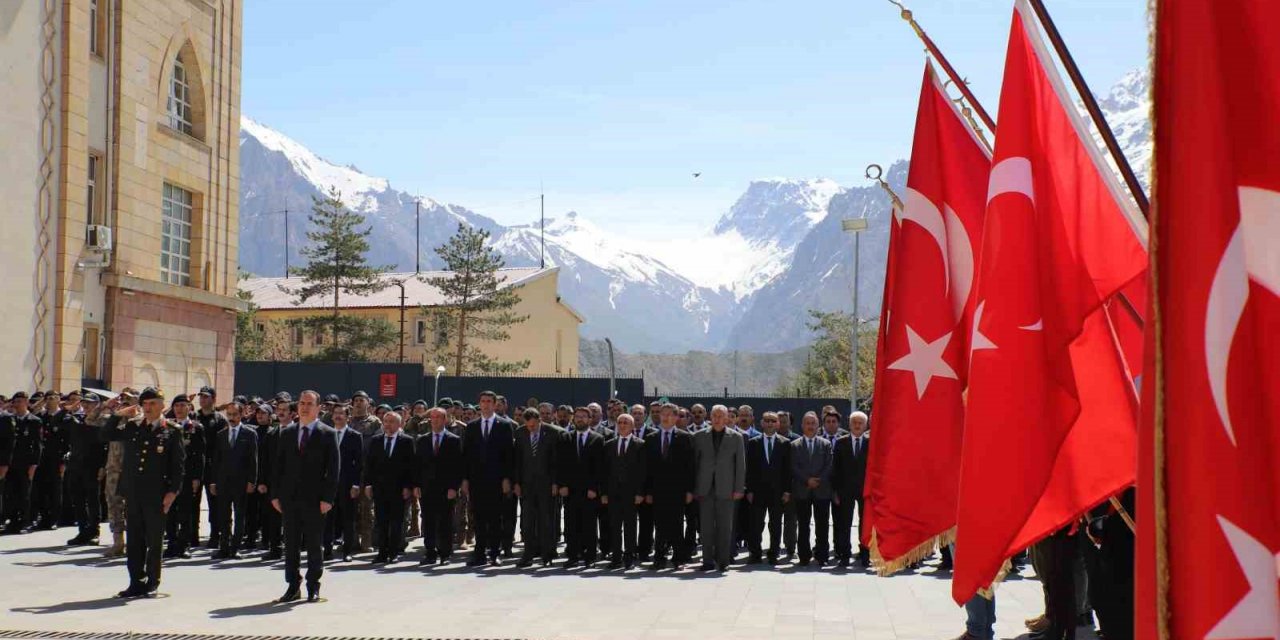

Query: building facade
(0, 0), (243, 395)
(240, 267), (583, 375)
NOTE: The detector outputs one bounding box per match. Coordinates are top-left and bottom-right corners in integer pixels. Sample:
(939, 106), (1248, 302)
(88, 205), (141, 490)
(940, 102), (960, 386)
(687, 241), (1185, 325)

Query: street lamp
(433, 365), (446, 406)
(604, 337), (616, 402)
(390, 279), (407, 363)
(841, 217), (869, 411)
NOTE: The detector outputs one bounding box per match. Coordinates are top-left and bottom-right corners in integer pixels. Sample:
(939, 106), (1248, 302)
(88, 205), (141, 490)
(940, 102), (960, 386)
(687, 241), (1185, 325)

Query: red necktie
(299, 425), (309, 453)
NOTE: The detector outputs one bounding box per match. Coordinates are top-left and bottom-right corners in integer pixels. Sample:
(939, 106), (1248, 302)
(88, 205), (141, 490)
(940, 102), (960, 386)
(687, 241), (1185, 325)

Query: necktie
(808, 439), (814, 456)
(578, 433), (585, 456)
(765, 436), (772, 465)
(434, 433), (440, 455)
(531, 430), (539, 456)
(299, 425), (309, 453)
(662, 431), (669, 456)
(230, 426), (236, 446)
(385, 436), (392, 456)
(853, 437), (860, 458)
(620, 437), (627, 456)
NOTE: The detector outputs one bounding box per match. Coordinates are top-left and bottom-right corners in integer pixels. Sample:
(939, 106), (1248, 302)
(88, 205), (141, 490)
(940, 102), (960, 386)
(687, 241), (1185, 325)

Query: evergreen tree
(235, 272), (301, 362)
(283, 187), (397, 361)
(426, 223), (530, 375)
(776, 309), (877, 407)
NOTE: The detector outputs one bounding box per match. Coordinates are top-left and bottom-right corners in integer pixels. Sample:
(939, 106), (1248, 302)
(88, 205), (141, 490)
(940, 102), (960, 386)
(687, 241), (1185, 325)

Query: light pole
(841, 217), (869, 411)
(390, 279), (407, 363)
(433, 365), (446, 406)
(604, 337), (616, 401)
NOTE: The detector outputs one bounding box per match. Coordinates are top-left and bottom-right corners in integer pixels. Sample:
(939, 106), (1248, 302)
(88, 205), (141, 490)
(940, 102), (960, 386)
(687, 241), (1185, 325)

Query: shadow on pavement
(11, 596), (130, 614)
(208, 600), (304, 618)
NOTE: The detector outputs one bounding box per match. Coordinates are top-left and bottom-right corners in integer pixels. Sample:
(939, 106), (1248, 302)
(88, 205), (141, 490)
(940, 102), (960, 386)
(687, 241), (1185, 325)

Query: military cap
(257, 402), (273, 414)
(412, 399), (428, 408)
(139, 387), (164, 402)
(195, 386), (214, 398)
(82, 392), (101, 403)
(12, 391), (28, 400)
(376, 403), (392, 412)
(324, 393), (341, 403)
(30, 391), (45, 401)
(274, 391), (293, 402)
(233, 395), (248, 405)
(438, 397), (453, 405)
(171, 394), (190, 405)
(352, 390), (371, 400)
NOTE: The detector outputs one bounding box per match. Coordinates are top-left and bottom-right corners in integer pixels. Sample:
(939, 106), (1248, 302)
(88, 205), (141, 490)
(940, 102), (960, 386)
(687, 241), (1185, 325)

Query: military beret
(352, 390), (370, 400)
(376, 403), (392, 412)
(412, 400), (428, 408)
(171, 394), (190, 405)
(197, 386), (216, 397)
(139, 387), (164, 402)
(274, 391), (293, 402)
(324, 394), (340, 403)
(438, 397), (453, 405)
(12, 391), (28, 400)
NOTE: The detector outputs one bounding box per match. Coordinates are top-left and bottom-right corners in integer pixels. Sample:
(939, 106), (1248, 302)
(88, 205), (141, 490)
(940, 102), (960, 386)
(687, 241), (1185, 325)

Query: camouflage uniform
(447, 419), (473, 546)
(351, 413), (381, 551)
(402, 415), (429, 538)
(87, 406), (126, 556)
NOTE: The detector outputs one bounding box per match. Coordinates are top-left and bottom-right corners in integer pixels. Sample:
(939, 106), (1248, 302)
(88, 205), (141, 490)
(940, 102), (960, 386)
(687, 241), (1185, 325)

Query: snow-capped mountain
(1093, 68), (1152, 192)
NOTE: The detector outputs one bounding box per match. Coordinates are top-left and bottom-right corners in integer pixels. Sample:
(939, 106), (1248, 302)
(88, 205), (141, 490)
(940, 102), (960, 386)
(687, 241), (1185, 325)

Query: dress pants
(373, 492), (407, 558)
(282, 499), (325, 587)
(636, 501), (654, 558)
(608, 498), (638, 561)
(564, 490), (598, 561)
(3, 469), (34, 529)
(833, 494), (855, 560)
(596, 501), (611, 556)
(125, 502), (166, 588)
(471, 486), (504, 559)
(419, 491), (455, 559)
(202, 484), (218, 546)
(259, 491), (281, 552)
(214, 490), (248, 553)
(67, 467), (101, 538)
(782, 498), (798, 555)
(652, 494), (686, 562)
(325, 490), (358, 554)
(699, 496), (736, 567)
(684, 501), (700, 550)
(749, 494), (784, 558)
(501, 493), (518, 552)
(165, 481), (199, 552)
(1038, 528), (1079, 639)
(244, 492), (262, 543)
(32, 465), (62, 526)
(795, 497), (830, 563)
(519, 488), (556, 561)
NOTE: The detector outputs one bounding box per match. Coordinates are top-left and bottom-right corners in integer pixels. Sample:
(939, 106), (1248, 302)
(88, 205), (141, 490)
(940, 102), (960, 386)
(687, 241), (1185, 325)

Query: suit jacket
(601, 435), (646, 501)
(364, 432), (416, 496)
(644, 428), (695, 498)
(195, 409), (229, 484)
(333, 427), (364, 495)
(256, 423), (279, 489)
(102, 415), (185, 504)
(210, 423), (258, 492)
(414, 429), (463, 494)
(462, 415), (515, 489)
(790, 436), (833, 501)
(514, 423), (564, 493)
(272, 420), (340, 504)
(830, 433), (869, 500)
(746, 433), (792, 499)
(693, 428), (747, 499)
(558, 428), (603, 493)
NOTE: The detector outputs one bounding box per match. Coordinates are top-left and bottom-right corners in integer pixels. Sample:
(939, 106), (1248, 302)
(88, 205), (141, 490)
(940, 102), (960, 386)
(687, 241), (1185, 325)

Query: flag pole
(1023, 0), (1150, 218)
(942, 78), (993, 153)
(888, 1), (996, 134)
(865, 164), (903, 210)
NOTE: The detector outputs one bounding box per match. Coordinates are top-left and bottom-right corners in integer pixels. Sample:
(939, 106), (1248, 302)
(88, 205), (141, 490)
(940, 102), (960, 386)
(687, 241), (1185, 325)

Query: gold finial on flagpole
(887, 0), (927, 42)
(942, 78), (994, 152)
(865, 164), (903, 211)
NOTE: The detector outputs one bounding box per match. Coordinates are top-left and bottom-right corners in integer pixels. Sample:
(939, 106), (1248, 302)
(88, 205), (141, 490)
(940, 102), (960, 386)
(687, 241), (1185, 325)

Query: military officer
(164, 395), (205, 558)
(2, 392), (43, 535)
(103, 387), (185, 599)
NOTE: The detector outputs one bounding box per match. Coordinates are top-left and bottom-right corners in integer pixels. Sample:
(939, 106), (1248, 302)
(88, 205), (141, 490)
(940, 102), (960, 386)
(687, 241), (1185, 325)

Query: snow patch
(241, 116), (389, 211)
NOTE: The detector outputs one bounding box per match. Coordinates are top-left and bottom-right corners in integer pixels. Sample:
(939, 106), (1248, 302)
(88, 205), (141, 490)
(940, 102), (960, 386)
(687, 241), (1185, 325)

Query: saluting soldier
(98, 389), (136, 557)
(65, 391), (105, 545)
(103, 387), (185, 599)
(164, 395), (205, 558)
(2, 392), (43, 535)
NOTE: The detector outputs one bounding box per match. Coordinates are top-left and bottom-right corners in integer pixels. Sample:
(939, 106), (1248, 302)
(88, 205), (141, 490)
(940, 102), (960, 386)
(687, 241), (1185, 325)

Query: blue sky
(242, 0), (1148, 237)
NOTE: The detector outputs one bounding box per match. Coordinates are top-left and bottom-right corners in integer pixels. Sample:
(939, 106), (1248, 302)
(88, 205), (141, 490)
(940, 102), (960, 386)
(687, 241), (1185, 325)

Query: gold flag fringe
(869, 526), (955, 577)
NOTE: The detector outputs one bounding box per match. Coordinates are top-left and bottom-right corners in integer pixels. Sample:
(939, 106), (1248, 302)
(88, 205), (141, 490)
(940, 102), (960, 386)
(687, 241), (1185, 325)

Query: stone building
(0, 0), (243, 395)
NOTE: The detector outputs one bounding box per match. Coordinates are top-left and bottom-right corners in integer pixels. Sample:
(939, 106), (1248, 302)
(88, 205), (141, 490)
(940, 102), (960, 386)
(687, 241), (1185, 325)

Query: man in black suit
(209, 401), (258, 559)
(559, 406), (603, 567)
(513, 408), (562, 567)
(627, 403), (656, 560)
(644, 402), (694, 570)
(271, 390), (339, 603)
(601, 414), (646, 569)
(364, 411), (415, 564)
(746, 411), (791, 565)
(461, 390), (514, 566)
(194, 386), (228, 549)
(325, 404), (363, 562)
(831, 411), (870, 568)
(791, 411), (833, 567)
(163, 395), (204, 558)
(414, 407), (462, 565)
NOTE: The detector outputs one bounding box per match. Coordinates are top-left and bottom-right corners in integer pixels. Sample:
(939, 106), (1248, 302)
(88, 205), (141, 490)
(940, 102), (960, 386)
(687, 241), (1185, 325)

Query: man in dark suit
(831, 411), (870, 568)
(513, 407), (562, 566)
(271, 390), (339, 603)
(775, 411), (800, 559)
(644, 402), (694, 570)
(194, 386), (228, 549)
(163, 395), (204, 558)
(746, 411), (791, 565)
(364, 411), (415, 564)
(414, 407), (463, 565)
(325, 404), (363, 562)
(601, 414), (646, 569)
(790, 411), (833, 567)
(461, 390), (514, 566)
(628, 403), (657, 560)
(559, 406), (603, 567)
(209, 401), (258, 559)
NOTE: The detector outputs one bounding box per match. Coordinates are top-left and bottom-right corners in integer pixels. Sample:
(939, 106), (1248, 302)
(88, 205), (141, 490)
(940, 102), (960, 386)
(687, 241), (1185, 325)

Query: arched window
(165, 44), (205, 139)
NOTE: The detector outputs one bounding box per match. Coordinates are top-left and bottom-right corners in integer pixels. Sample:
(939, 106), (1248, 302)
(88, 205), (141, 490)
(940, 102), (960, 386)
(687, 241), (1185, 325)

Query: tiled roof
(240, 267), (551, 310)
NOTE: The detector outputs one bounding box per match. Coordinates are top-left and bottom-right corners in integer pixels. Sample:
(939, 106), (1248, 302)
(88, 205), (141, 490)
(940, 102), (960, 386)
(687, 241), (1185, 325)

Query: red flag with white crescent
(1140, 1), (1280, 637)
(951, 0), (1149, 604)
(865, 61), (989, 572)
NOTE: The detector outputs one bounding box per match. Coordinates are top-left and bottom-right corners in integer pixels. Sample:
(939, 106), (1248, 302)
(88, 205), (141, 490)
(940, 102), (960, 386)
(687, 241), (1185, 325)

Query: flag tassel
(869, 526), (955, 576)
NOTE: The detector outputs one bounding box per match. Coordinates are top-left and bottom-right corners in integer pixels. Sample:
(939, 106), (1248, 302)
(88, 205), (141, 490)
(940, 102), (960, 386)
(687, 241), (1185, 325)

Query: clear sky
(241, 0), (1148, 238)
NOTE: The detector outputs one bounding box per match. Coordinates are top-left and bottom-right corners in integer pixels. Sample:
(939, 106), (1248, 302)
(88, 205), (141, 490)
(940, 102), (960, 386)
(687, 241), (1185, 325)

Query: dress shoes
(466, 554), (486, 567)
(608, 559), (622, 570)
(516, 557), (535, 568)
(115, 582), (148, 599)
(306, 584), (320, 603)
(699, 561), (715, 571)
(277, 584), (302, 603)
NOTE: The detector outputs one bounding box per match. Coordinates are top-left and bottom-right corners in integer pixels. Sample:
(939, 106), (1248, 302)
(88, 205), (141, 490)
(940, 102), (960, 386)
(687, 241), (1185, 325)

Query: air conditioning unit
(86, 225), (113, 251)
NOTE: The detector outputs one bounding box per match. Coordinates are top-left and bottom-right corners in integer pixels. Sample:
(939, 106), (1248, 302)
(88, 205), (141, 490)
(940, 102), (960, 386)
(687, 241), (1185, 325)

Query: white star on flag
(1206, 515), (1280, 640)
(971, 301), (998, 356)
(888, 326), (959, 399)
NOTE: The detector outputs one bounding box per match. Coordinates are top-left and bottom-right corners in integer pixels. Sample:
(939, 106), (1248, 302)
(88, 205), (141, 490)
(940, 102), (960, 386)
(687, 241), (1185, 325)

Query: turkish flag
(951, 2), (1149, 604)
(1139, 1), (1280, 638)
(865, 61), (989, 572)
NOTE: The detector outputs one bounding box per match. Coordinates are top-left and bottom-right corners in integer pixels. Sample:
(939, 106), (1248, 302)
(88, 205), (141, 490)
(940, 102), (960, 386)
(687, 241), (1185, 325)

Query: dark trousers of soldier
(652, 494), (687, 563)
(795, 497), (830, 563)
(749, 495), (783, 559)
(1084, 528), (1133, 640)
(519, 489), (556, 561)
(372, 493), (406, 559)
(563, 490), (598, 562)
(470, 486), (503, 560)
(1038, 527), (1079, 639)
(608, 498), (638, 562)
(67, 467), (102, 538)
(203, 485), (219, 546)
(166, 480), (199, 552)
(419, 492), (454, 559)
(684, 500), (700, 550)
(3, 468), (34, 530)
(126, 501), (166, 588)
(500, 493), (517, 554)
(214, 491), (248, 553)
(260, 493), (281, 551)
(32, 465), (62, 527)
(0, 475), (5, 525)
(244, 492), (262, 544)
(60, 475), (76, 525)
(325, 490), (358, 554)
(282, 499), (324, 587)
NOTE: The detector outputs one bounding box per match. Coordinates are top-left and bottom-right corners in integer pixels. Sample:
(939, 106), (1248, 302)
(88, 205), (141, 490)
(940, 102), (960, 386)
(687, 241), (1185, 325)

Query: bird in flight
(692, 172), (701, 178)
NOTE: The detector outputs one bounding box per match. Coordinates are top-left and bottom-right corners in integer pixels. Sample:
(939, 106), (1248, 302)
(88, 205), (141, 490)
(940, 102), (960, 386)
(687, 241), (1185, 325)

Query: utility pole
(415, 197), (421, 274)
(604, 337), (616, 402)
(539, 185), (545, 269)
(392, 279), (406, 363)
(841, 217), (869, 410)
(283, 203), (290, 275)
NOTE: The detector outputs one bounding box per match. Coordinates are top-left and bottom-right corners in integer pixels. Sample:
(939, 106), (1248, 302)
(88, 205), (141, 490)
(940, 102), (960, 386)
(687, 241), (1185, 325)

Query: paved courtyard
(0, 525), (1084, 640)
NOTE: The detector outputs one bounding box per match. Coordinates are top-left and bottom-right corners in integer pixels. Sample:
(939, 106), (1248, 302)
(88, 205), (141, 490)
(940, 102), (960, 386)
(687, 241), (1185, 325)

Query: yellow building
(240, 267), (583, 374)
(0, 0), (244, 394)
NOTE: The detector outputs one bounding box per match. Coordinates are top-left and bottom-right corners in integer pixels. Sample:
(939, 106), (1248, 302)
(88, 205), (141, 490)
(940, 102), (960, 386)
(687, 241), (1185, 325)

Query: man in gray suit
(790, 411), (832, 567)
(693, 405), (746, 571)
(513, 407), (563, 567)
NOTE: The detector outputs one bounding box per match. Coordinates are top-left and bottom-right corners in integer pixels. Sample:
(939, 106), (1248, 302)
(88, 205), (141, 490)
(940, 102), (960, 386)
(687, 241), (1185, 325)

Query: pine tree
(426, 223), (530, 375)
(283, 187), (397, 361)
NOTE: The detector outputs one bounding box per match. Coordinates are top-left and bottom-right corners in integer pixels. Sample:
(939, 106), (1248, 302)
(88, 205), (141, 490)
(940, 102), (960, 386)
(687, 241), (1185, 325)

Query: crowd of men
(0, 386), (871, 603)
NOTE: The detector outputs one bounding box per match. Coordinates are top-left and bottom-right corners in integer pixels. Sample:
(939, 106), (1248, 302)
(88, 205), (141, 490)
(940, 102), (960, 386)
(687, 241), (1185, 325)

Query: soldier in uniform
(65, 391), (105, 545)
(32, 391), (70, 531)
(98, 390), (134, 557)
(164, 395), (205, 558)
(0, 394), (12, 524)
(2, 392), (43, 534)
(103, 387), (185, 598)
(193, 386), (227, 549)
(349, 391), (380, 552)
